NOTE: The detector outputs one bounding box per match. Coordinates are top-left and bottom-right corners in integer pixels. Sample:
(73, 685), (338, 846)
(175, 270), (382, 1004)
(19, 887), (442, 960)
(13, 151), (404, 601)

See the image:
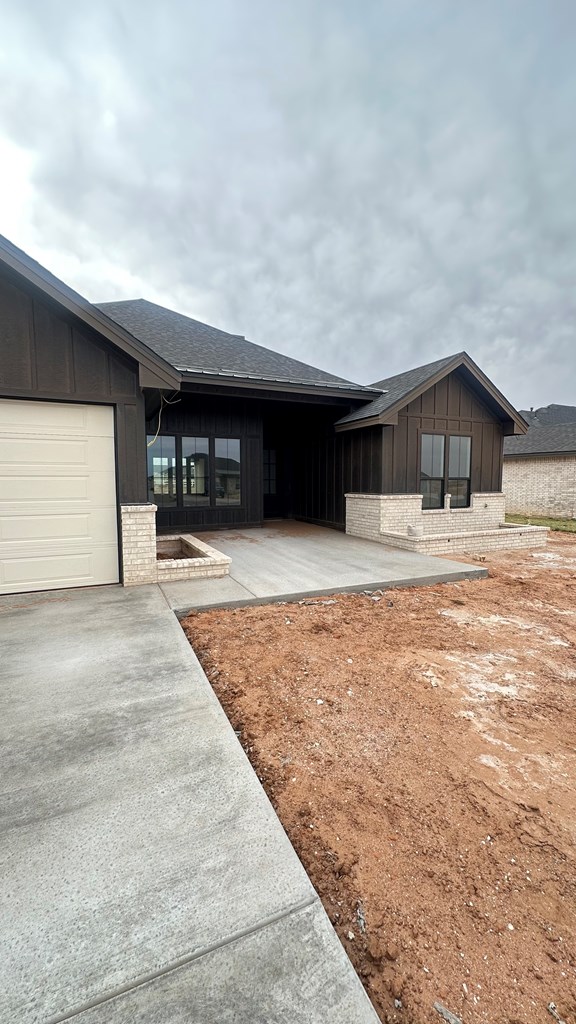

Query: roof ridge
(370, 351), (465, 390)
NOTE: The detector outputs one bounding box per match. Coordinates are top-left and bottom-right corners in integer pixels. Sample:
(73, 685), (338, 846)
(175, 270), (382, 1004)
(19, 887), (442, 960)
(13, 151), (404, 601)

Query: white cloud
(0, 1), (575, 407)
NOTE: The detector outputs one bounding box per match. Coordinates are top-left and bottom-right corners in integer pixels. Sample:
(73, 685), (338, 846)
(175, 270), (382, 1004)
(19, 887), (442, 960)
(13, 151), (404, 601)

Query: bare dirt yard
(183, 533), (576, 1024)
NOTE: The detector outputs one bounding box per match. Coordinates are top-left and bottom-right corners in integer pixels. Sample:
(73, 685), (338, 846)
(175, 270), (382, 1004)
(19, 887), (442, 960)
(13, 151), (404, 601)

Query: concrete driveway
(0, 585), (378, 1023)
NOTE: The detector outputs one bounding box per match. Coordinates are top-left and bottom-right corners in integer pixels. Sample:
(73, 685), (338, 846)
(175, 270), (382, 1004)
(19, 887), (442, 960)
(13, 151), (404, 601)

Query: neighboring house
(0, 235), (546, 596)
(503, 424), (576, 519)
(518, 404), (576, 428)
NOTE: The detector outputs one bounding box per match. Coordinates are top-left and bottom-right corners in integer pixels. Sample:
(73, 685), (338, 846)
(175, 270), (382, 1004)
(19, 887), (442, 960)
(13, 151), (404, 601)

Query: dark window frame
(147, 432), (244, 510)
(418, 429), (472, 510)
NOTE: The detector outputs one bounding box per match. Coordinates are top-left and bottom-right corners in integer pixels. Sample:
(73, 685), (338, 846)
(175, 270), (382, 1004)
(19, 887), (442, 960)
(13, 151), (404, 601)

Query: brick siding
(503, 456), (576, 518)
(120, 505), (230, 586)
(345, 492), (548, 554)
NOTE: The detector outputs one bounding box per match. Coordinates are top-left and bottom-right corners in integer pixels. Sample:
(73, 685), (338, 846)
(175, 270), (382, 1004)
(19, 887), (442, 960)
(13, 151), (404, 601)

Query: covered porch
(155, 519), (487, 611)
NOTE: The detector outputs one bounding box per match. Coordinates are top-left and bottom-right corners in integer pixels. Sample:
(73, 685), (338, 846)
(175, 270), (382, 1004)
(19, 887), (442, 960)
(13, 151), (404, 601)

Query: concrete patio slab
(0, 585), (378, 1024)
(159, 520), (487, 612)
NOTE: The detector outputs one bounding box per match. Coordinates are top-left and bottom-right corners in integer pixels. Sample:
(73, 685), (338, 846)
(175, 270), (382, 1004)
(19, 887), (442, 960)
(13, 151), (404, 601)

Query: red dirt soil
(183, 533), (576, 1024)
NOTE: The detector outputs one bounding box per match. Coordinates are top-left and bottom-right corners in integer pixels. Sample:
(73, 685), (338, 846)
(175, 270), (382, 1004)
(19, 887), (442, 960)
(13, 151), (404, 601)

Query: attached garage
(0, 399), (119, 594)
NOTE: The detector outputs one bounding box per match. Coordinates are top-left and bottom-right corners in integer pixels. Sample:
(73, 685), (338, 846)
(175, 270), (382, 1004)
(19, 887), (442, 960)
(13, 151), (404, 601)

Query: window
(420, 433), (472, 510)
(448, 435), (471, 508)
(215, 438), (241, 505)
(263, 448), (276, 496)
(420, 434), (445, 509)
(147, 435), (242, 507)
(147, 435), (177, 506)
(182, 436), (209, 506)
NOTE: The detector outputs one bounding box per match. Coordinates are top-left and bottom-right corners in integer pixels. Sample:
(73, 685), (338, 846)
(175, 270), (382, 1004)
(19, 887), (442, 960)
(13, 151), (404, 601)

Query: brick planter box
(345, 493), (548, 555)
(120, 504), (230, 585)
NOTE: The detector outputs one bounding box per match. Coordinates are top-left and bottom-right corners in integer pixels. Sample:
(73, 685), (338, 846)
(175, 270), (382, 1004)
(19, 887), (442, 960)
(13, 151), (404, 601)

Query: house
(0, 235), (547, 596)
(503, 419), (576, 519)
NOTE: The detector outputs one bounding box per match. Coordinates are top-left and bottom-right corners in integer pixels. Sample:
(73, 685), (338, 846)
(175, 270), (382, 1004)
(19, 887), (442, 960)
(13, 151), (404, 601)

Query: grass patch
(506, 513), (576, 532)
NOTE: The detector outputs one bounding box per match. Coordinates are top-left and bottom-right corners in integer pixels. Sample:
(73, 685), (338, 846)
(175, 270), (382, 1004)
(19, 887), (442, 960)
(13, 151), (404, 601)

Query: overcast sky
(0, 1), (575, 408)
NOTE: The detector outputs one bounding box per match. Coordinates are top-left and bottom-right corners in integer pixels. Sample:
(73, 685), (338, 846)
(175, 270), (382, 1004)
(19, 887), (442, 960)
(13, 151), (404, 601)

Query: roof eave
(504, 449), (576, 459)
(179, 369), (380, 401)
(0, 239), (181, 391)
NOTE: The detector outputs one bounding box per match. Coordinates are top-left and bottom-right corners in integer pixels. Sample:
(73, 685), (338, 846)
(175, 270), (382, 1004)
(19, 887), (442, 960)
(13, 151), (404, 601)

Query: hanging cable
(146, 391), (180, 447)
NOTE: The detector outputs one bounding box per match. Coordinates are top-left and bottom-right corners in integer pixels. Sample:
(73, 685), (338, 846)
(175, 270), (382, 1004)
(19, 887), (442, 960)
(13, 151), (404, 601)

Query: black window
(214, 438), (241, 506)
(147, 435), (177, 507)
(263, 448), (276, 496)
(420, 434), (445, 509)
(448, 436), (471, 508)
(420, 433), (472, 510)
(147, 435), (242, 508)
(182, 437), (210, 506)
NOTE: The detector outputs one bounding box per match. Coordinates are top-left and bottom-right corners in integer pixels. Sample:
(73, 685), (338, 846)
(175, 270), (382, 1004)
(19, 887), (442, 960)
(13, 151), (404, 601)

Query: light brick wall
(344, 494), (384, 541)
(503, 456), (576, 518)
(120, 503), (158, 585)
(346, 493), (506, 538)
(345, 492), (547, 554)
(379, 525), (548, 555)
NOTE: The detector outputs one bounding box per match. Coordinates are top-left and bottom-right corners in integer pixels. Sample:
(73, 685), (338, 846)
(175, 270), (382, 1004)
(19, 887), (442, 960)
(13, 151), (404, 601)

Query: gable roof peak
(337, 349), (526, 434)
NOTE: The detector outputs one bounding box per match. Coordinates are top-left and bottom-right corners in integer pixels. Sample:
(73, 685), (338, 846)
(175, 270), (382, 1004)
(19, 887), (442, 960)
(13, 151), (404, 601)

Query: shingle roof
(518, 404), (576, 428)
(97, 298), (375, 393)
(504, 424), (576, 457)
(336, 353), (463, 425)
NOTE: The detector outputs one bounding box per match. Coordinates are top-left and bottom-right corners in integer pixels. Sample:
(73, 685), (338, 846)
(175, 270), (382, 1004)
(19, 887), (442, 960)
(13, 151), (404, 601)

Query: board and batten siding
(383, 370), (504, 495)
(0, 269), (146, 504)
(292, 421), (383, 528)
(146, 393), (264, 531)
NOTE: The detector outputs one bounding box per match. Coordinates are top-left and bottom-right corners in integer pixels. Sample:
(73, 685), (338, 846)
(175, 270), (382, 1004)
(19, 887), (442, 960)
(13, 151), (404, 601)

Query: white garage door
(0, 399), (119, 594)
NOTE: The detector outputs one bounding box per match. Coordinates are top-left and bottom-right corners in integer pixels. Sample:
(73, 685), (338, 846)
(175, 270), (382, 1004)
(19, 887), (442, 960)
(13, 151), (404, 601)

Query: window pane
(182, 437), (210, 505)
(263, 448), (277, 496)
(449, 479), (470, 508)
(449, 436), (471, 478)
(147, 435), (177, 506)
(215, 438), (241, 505)
(421, 434), (445, 479)
(421, 478), (444, 509)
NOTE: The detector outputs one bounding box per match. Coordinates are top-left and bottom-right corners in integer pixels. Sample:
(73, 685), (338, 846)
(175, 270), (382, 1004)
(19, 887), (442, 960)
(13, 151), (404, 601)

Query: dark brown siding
(291, 412), (383, 528)
(0, 269), (146, 503)
(146, 393), (263, 531)
(148, 395), (383, 532)
(383, 369), (504, 494)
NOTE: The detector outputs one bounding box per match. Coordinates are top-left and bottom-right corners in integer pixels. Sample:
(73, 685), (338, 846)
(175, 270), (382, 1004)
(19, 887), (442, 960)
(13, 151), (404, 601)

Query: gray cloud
(0, 0), (575, 406)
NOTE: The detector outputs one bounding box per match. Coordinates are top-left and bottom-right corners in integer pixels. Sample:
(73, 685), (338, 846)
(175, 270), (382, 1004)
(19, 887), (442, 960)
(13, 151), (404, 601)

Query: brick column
(120, 503), (158, 586)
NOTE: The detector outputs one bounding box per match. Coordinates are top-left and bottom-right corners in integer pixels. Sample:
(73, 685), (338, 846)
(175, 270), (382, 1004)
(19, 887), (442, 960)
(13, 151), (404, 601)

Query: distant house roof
(0, 235), (180, 390)
(504, 424), (576, 457)
(98, 298), (379, 398)
(518, 404), (576, 428)
(335, 351), (527, 434)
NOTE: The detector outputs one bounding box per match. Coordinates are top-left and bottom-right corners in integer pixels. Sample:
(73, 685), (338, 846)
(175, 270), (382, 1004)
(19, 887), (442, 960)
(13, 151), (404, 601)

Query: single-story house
(0, 234), (547, 595)
(503, 421), (576, 519)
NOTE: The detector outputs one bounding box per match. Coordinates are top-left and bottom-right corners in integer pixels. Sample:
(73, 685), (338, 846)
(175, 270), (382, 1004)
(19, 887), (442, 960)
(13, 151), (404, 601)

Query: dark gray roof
(336, 353), (461, 425)
(97, 298), (375, 393)
(504, 424), (576, 457)
(518, 404), (576, 428)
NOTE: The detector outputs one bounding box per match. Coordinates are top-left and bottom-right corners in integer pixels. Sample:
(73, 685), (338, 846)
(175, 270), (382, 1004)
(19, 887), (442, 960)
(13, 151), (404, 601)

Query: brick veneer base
(345, 493), (548, 554)
(120, 504), (230, 586)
